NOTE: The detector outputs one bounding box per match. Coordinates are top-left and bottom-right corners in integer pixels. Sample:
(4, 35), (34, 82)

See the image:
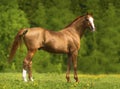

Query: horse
(9, 13), (95, 82)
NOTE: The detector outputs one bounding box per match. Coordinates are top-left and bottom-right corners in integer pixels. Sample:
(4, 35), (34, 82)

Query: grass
(0, 73), (120, 89)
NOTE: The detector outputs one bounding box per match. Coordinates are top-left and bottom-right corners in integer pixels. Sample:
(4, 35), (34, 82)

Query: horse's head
(84, 13), (95, 32)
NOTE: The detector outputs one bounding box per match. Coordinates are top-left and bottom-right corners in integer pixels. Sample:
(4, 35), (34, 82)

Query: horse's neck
(70, 18), (86, 38)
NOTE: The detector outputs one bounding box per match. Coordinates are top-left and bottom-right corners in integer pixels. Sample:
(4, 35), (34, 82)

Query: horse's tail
(8, 29), (28, 63)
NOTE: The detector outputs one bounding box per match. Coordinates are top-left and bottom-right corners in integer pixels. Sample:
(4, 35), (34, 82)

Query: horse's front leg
(72, 51), (79, 82)
(66, 54), (72, 82)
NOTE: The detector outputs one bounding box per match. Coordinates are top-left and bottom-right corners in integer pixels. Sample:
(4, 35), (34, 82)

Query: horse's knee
(74, 64), (77, 69)
(74, 75), (78, 79)
(23, 59), (28, 65)
(23, 59), (32, 66)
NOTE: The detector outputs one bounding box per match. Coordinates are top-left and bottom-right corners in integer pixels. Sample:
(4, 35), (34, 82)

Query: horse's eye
(86, 19), (89, 21)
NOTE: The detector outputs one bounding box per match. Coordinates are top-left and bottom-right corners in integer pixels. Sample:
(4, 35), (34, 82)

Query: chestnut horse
(9, 13), (95, 82)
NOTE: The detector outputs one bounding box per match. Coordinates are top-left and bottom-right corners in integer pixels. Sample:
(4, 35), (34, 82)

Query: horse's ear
(90, 12), (93, 16)
(86, 12), (93, 16)
(85, 13), (88, 19)
(86, 12), (89, 15)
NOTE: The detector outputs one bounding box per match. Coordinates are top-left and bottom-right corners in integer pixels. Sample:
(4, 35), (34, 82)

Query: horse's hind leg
(23, 49), (36, 82)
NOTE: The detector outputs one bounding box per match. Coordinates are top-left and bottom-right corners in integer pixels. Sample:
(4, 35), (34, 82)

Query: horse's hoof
(23, 79), (28, 82)
(30, 77), (34, 81)
(76, 80), (80, 84)
(67, 80), (71, 83)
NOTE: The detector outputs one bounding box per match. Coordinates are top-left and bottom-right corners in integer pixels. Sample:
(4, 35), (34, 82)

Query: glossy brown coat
(9, 14), (95, 82)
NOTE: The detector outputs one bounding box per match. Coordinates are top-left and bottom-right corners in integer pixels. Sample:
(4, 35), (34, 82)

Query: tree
(98, 3), (120, 73)
(31, 3), (47, 27)
(0, 0), (29, 72)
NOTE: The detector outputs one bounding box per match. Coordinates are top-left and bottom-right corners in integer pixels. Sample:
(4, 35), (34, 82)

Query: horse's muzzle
(92, 27), (95, 32)
(90, 26), (95, 32)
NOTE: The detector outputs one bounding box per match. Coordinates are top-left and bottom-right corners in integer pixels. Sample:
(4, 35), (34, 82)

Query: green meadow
(0, 73), (120, 89)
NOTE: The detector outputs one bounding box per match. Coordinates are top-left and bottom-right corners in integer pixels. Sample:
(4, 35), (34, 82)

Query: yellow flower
(86, 83), (90, 87)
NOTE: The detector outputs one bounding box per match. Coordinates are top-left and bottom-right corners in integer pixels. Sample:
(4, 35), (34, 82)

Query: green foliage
(32, 3), (46, 27)
(0, 0), (29, 72)
(0, 0), (120, 73)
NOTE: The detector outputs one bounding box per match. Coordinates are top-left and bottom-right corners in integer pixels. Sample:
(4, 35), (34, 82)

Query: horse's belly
(42, 44), (68, 53)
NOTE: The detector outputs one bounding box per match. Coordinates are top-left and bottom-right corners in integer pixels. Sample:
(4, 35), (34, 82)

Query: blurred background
(0, 0), (120, 74)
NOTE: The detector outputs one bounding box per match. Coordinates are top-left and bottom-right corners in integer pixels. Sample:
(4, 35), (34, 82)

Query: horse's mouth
(90, 26), (95, 32)
(92, 28), (95, 32)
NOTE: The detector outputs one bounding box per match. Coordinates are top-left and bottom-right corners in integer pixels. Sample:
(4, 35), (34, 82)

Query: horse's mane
(65, 15), (85, 28)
